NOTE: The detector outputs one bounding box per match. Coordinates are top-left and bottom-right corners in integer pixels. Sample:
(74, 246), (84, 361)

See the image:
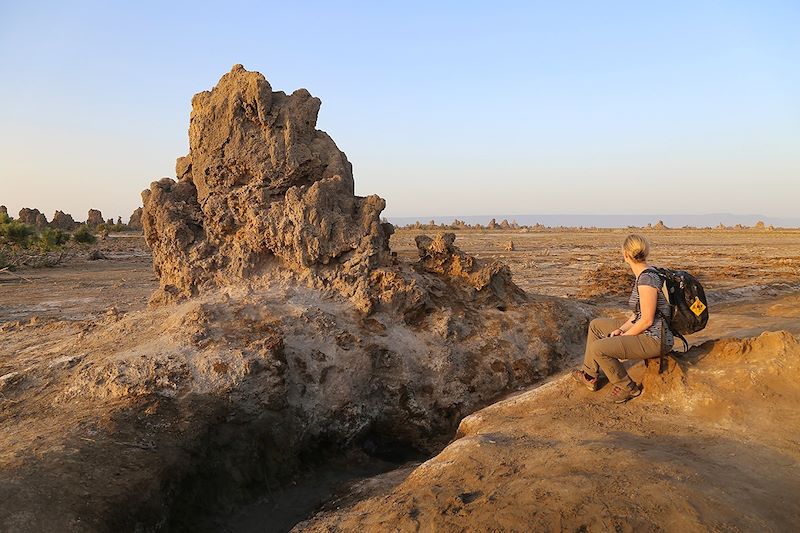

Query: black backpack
(642, 267), (709, 351)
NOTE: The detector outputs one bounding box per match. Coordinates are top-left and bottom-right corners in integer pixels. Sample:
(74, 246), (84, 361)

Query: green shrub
(0, 220), (35, 247)
(0, 213), (12, 225)
(36, 227), (71, 249)
(97, 222), (127, 233)
(72, 225), (97, 244)
(1, 220), (76, 269)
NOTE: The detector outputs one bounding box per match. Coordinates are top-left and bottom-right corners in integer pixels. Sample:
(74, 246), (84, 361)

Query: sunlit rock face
(142, 65), (393, 308)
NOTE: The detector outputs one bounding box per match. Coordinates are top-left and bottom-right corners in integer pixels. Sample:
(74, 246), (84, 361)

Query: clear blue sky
(1, 1), (798, 222)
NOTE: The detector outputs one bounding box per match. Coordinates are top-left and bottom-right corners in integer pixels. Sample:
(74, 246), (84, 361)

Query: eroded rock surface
(142, 65), (392, 310)
(18, 207), (48, 228)
(86, 209), (104, 227)
(128, 207), (143, 230)
(141, 65), (537, 321)
(295, 331), (800, 533)
(0, 65), (592, 532)
(50, 210), (77, 231)
(0, 281), (588, 531)
(415, 233), (524, 307)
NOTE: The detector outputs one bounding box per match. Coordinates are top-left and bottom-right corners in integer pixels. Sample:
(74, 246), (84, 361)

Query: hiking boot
(609, 383), (642, 403)
(572, 370), (599, 392)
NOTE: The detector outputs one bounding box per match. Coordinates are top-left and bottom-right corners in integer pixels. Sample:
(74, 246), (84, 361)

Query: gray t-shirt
(629, 269), (674, 349)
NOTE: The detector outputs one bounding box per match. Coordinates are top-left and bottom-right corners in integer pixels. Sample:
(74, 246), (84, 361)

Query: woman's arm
(610, 315), (636, 336)
(622, 285), (658, 336)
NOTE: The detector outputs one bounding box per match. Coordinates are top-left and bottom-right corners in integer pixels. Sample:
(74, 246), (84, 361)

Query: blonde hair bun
(623, 234), (650, 262)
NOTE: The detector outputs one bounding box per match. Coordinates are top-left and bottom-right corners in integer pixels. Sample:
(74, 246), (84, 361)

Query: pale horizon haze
(1, 1), (798, 223)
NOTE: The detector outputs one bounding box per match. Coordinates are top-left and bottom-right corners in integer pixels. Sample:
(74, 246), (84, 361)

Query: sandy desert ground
(1, 227), (798, 532)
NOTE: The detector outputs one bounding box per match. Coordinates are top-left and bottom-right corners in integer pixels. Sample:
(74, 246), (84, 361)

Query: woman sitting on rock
(573, 234), (674, 402)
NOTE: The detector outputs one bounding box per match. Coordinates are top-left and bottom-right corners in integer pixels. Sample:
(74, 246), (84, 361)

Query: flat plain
(6, 227), (796, 338)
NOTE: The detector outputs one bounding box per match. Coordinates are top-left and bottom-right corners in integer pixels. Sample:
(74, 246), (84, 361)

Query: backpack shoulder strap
(639, 266), (662, 278)
(636, 267), (687, 353)
(635, 267), (673, 334)
(636, 267), (663, 284)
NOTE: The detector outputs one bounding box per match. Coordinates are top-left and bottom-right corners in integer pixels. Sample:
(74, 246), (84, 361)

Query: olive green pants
(582, 318), (662, 387)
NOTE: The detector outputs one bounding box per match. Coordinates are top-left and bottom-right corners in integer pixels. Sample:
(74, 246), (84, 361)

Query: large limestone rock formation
(141, 65), (561, 324)
(18, 208), (48, 228)
(128, 207), (143, 230)
(50, 210), (77, 231)
(0, 205), (7, 218)
(135, 65), (587, 448)
(0, 65), (587, 530)
(142, 65), (392, 309)
(17, 208), (37, 225)
(86, 209), (104, 227)
(653, 220), (668, 230)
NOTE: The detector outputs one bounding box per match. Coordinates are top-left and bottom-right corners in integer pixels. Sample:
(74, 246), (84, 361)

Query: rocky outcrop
(17, 208), (36, 225)
(134, 63), (589, 458)
(0, 205), (7, 218)
(86, 209), (104, 227)
(142, 65), (392, 309)
(50, 211), (77, 231)
(414, 233), (524, 307)
(18, 208), (48, 228)
(128, 207), (143, 230)
(296, 332), (800, 533)
(0, 274), (588, 531)
(10, 64), (589, 530)
(579, 262), (634, 299)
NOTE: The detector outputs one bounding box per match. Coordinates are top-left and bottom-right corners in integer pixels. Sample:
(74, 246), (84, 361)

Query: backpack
(641, 267), (709, 351)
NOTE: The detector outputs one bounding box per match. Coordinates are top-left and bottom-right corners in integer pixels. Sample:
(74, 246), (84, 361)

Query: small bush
(72, 225), (97, 244)
(0, 220), (35, 247)
(1, 221), (74, 269)
(37, 227), (71, 249)
(98, 222), (128, 233)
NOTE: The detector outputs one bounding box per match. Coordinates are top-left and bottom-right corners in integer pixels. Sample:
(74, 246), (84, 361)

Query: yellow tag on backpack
(690, 297), (706, 317)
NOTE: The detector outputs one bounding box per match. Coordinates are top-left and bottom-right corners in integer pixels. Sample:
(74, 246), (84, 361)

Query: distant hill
(387, 213), (800, 228)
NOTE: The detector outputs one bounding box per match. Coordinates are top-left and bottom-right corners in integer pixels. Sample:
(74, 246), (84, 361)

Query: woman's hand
(609, 328), (624, 337)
